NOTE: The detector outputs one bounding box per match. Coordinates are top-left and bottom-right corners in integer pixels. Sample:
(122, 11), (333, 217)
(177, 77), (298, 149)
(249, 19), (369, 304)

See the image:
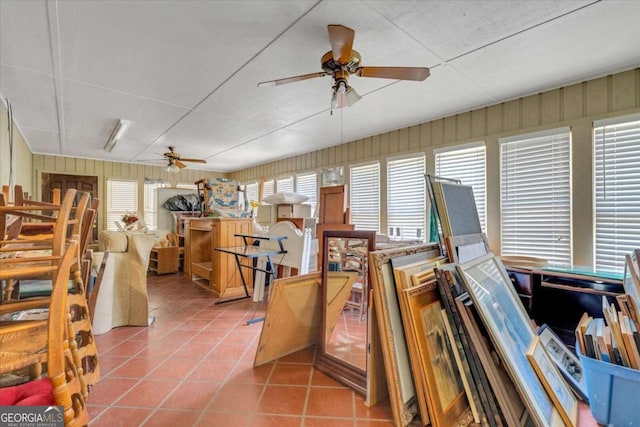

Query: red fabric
(0, 378), (55, 406)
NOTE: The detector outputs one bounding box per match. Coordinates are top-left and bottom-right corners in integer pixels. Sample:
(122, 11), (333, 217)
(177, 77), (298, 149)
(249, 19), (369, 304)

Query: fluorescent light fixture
(104, 119), (130, 152)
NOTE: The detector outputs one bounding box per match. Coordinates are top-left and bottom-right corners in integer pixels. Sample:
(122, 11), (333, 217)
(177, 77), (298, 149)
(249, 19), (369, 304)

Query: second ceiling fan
(258, 24), (430, 108)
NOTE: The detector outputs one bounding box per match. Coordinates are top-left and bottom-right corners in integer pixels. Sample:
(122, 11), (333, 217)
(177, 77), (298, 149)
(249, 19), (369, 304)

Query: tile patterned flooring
(88, 273), (393, 426)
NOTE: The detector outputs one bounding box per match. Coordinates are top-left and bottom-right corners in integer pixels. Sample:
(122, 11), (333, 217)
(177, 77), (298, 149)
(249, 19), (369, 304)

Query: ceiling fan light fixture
(104, 119), (130, 153)
(345, 86), (361, 106)
(166, 161), (180, 173)
(332, 84), (361, 109)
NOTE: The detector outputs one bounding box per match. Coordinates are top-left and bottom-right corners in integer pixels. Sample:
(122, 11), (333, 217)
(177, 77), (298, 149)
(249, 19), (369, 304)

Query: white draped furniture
(92, 230), (155, 335)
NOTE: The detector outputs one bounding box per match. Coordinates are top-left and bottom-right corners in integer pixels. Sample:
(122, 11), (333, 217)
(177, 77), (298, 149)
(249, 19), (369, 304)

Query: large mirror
(315, 229), (376, 394)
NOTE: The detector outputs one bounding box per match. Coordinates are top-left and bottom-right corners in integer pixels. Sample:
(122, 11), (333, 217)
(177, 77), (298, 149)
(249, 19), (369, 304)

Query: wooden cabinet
(531, 268), (623, 348)
(184, 217), (212, 277)
(188, 217), (253, 301)
(149, 246), (179, 275)
(319, 185), (348, 225)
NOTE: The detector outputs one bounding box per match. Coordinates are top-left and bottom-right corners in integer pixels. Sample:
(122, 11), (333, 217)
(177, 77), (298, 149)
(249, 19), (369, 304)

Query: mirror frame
(314, 229), (376, 395)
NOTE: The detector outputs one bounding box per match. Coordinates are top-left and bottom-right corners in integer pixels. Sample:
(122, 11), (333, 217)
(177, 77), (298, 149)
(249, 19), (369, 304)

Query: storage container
(577, 344), (640, 425)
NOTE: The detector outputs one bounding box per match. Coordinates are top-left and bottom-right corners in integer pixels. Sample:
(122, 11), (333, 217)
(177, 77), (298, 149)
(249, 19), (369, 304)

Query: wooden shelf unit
(187, 217), (253, 300)
(149, 246), (179, 275)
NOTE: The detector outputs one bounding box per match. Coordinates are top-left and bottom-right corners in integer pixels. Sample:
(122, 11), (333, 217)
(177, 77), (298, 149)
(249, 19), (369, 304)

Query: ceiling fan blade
(355, 66), (430, 81)
(257, 72), (327, 87)
(328, 24), (355, 64)
(175, 160), (187, 169)
(179, 158), (207, 163)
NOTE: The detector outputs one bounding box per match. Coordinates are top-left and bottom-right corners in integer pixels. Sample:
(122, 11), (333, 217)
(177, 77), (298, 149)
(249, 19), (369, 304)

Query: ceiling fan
(257, 24), (430, 108)
(163, 146), (206, 171)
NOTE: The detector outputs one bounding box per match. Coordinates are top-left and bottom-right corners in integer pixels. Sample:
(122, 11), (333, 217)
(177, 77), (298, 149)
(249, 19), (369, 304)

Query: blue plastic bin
(577, 344), (640, 425)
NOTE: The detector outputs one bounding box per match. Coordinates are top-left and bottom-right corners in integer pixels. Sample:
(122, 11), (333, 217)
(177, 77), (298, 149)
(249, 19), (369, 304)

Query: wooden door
(319, 185), (348, 224)
(42, 173), (99, 239)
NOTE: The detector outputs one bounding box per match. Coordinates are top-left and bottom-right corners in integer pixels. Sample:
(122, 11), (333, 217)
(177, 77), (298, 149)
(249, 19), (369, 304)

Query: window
(350, 163), (380, 231)
(276, 176), (293, 193)
(143, 179), (168, 231)
(295, 172), (317, 215)
(262, 179), (274, 201)
(500, 128), (571, 265)
(435, 143), (486, 231)
(176, 183), (196, 190)
(387, 155), (426, 240)
(594, 116), (640, 273)
(245, 182), (259, 204)
(106, 179), (138, 231)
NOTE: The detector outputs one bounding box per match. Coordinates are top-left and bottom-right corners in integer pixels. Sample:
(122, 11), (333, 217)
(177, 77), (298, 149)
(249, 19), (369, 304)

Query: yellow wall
(0, 101), (33, 196)
(230, 68), (640, 265)
(31, 154), (226, 232)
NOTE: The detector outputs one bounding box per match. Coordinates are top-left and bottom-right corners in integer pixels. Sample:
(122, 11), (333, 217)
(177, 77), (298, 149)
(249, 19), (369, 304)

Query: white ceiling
(1, 0), (639, 173)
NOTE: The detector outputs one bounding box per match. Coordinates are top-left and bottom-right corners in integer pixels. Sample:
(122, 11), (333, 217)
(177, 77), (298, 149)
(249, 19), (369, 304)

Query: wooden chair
(0, 189), (77, 302)
(0, 189), (101, 386)
(0, 191), (89, 303)
(0, 239), (89, 426)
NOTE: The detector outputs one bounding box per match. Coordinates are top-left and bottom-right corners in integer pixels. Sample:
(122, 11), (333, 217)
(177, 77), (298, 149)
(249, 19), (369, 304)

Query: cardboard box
(277, 204), (311, 219)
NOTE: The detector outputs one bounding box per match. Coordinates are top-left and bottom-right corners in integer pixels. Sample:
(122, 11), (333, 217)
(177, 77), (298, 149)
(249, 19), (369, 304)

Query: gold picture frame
(399, 278), (471, 426)
(392, 257), (445, 425)
(368, 243), (441, 426)
(527, 337), (578, 427)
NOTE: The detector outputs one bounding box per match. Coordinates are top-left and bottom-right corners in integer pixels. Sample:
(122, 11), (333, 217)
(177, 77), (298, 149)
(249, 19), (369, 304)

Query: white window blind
(245, 182), (259, 204)
(350, 163), (380, 232)
(500, 129), (571, 265)
(435, 143), (486, 231)
(387, 155), (426, 240)
(594, 116), (640, 273)
(107, 179), (138, 231)
(296, 172), (317, 215)
(176, 183), (196, 190)
(276, 176), (293, 193)
(262, 179), (274, 201)
(143, 180), (168, 231)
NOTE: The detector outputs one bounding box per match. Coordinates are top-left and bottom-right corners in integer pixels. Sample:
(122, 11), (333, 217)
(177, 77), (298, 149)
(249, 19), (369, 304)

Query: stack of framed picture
(368, 242), (483, 426)
(450, 254), (580, 426)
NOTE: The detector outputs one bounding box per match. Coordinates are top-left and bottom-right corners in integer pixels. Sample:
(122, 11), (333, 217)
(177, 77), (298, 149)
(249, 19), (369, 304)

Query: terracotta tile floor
(88, 273), (394, 426)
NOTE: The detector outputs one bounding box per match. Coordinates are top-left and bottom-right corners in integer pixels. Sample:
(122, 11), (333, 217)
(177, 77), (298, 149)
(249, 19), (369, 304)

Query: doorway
(41, 173), (99, 240)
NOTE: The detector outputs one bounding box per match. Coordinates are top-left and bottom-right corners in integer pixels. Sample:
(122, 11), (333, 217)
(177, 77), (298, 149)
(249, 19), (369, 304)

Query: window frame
(387, 154), (426, 241)
(106, 179), (139, 231)
(349, 161), (380, 232)
(499, 127), (572, 265)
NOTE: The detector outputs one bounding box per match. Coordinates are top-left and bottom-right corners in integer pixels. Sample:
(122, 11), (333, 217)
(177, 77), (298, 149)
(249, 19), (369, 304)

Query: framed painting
(537, 324), (588, 402)
(369, 243), (441, 426)
(393, 258), (443, 425)
(434, 265), (499, 427)
(457, 253), (565, 427)
(455, 293), (533, 427)
(527, 337), (578, 426)
(398, 275), (472, 426)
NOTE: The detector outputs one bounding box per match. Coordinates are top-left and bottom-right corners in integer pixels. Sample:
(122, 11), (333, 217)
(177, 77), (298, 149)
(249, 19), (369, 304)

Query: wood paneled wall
(31, 154), (226, 233)
(230, 68), (640, 265)
(0, 101), (33, 195)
